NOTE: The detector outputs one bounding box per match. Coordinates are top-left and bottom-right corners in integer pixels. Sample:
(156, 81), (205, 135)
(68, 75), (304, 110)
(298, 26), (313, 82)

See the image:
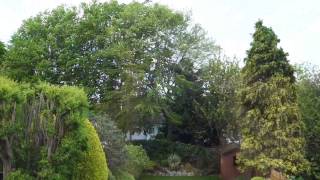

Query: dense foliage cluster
(238, 21), (309, 175)
(297, 65), (320, 179)
(0, 76), (108, 179)
(133, 139), (219, 175)
(0, 0), (239, 148)
(76, 120), (109, 180)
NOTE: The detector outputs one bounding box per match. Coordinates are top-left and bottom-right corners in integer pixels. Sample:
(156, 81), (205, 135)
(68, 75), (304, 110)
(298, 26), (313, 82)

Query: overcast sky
(0, 0), (319, 65)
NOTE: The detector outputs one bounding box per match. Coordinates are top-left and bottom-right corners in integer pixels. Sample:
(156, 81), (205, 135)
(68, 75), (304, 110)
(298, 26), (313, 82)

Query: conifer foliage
(238, 21), (309, 175)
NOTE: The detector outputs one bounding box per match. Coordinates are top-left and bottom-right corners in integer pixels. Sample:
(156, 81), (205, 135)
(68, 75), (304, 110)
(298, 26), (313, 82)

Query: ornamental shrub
(75, 119), (109, 180)
(168, 153), (181, 170)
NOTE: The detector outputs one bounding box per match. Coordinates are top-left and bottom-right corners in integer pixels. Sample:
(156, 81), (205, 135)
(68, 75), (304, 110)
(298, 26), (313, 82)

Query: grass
(139, 175), (220, 180)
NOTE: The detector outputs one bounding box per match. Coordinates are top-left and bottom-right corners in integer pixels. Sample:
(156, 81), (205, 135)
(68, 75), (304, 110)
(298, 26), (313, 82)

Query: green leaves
(297, 64), (320, 178)
(0, 76), (107, 179)
(238, 21), (309, 176)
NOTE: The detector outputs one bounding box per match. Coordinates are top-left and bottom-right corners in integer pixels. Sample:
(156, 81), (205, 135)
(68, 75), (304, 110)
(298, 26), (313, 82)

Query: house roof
(221, 143), (240, 155)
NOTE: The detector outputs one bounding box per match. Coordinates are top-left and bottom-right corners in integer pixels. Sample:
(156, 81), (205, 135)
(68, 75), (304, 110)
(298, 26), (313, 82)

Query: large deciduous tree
(238, 21), (309, 175)
(2, 1), (218, 134)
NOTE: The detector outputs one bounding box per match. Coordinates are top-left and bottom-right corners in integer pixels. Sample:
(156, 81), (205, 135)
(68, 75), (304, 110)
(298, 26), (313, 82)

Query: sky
(0, 0), (319, 66)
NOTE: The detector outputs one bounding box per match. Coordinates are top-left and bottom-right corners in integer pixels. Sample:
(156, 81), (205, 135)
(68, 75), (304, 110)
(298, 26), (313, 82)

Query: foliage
(91, 113), (127, 172)
(0, 41), (6, 64)
(200, 57), (241, 143)
(251, 177), (265, 180)
(0, 77), (30, 178)
(162, 56), (240, 146)
(113, 170), (135, 180)
(238, 21), (309, 175)
(168, 153), (181, 170)
(124, 144), (154, 178)
(7, 170), (34, 180)
(296, 64), (320, 179)
(1, 1), (223, 139)
(0, 76), (109, 179)
(75, 119), (109, 180)
(32, 83), (89, 179)
(133, 139), (219, 174)
(289, 176), (304, 180)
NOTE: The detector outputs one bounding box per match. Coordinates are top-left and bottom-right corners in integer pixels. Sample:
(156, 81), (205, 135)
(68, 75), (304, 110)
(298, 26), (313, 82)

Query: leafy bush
(0, 77), (109, 179)
(132, 139), (219, 174)
(251, 177), (265, 180)
(114, 170), (135, 180)
(168, 153), (181, 170)
(124, 144), (154, 178)
(75, 120), (109, 180)
(7, 170), (33, 180)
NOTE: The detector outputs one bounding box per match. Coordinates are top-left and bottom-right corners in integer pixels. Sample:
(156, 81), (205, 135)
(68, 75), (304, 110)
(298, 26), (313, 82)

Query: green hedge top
(0, 76), (108, 179)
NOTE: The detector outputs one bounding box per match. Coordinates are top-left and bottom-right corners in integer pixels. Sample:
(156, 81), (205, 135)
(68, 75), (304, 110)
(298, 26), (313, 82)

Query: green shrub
(7, 170), (33, 180)
(251, 177), (265, 180)
(0, 77), (111, 179)
(114, 170), (135, 180)
(168, 153), (181, 170)
(132, 139), (219, 174)
(75, 120), (109, 180)
(124, 144), (153, 178)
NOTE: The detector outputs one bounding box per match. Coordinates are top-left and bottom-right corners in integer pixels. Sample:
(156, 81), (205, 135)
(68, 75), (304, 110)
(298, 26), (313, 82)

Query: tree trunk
(2, 158), (12, 180)
(0, 138), (14, 180)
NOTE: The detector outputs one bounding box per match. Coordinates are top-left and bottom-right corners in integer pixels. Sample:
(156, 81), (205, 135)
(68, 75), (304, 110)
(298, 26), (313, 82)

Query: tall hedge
(0, 76), (108, 179)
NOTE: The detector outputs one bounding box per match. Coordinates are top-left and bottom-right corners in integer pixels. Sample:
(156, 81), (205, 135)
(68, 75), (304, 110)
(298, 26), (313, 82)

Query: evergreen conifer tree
(238, 21), (309, 176)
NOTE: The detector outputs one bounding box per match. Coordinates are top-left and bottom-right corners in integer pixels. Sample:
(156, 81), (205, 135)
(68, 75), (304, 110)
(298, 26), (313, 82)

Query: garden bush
(168, 153), (181, 170)
(0, 77), (109, 179)
(114, 170), (135, 180)
(7, 170), (33, 180)
(124, 144), (154, 178)
(251, 177), (265, 180)
(75, 119), (109, 180)
(132, 139), (219, 174)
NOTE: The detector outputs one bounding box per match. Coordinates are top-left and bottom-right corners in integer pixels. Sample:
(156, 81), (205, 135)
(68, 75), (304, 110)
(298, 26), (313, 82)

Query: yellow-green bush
(76, 120), (109, 180)
(0, 76), (109, 179)
(251, 177), (265, 180)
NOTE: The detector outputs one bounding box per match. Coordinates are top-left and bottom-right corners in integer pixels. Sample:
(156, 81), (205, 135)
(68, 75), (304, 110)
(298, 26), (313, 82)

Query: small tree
(238, 21), (309, 175)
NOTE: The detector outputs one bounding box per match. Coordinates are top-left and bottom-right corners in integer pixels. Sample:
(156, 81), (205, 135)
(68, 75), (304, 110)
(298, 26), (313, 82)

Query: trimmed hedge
(76, 120), (109, 180)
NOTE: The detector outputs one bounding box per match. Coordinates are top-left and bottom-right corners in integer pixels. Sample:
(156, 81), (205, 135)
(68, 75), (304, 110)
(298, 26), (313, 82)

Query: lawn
(139, 175), (220, 180)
